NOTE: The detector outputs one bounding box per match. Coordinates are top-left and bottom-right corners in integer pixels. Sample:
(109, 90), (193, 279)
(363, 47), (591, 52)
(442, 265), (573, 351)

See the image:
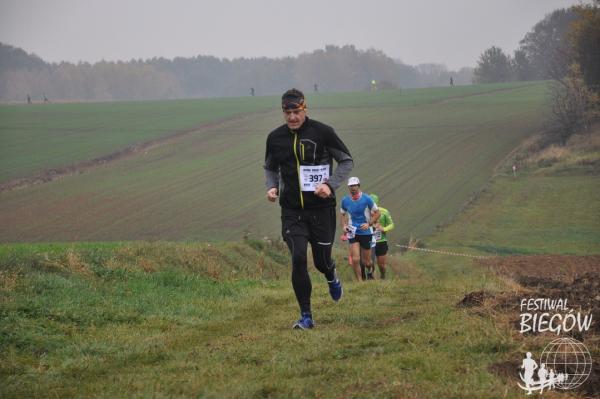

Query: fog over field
(0, 0), (579, 69)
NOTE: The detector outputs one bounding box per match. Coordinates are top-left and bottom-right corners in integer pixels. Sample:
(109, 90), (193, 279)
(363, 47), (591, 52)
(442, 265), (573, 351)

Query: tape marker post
(395, 244), (491, 260)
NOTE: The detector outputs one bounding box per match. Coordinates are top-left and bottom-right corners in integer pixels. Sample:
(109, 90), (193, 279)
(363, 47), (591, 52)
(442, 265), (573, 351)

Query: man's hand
(266, 187), (279, 202)
(314, 183), (332, 199)
(359, 223), (370, 230)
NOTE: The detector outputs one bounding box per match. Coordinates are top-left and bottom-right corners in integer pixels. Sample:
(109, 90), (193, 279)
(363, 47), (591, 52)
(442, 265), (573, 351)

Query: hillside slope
(2, 123), (599, 398)
(0, 83), (549, 242)
(430, 125), (600, 255)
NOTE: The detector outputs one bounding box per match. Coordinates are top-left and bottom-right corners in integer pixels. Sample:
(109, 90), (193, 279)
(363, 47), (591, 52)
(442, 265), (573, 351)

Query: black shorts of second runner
(349, 234), (373, 250)
(375, 241), (389, 256)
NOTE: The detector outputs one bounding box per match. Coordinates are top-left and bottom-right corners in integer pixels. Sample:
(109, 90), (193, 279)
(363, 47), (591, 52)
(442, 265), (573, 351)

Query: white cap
(347, 176), (360, 186)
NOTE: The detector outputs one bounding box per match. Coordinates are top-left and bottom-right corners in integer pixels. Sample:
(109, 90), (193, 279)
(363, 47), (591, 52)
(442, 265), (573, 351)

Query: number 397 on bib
(299, 165), (330, 191)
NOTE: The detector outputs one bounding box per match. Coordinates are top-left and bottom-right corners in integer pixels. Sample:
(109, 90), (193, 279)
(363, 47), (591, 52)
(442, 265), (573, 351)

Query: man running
(369, 194), (394, 279)
(264, 88), (353, 330)
(340, 177), (379, 281)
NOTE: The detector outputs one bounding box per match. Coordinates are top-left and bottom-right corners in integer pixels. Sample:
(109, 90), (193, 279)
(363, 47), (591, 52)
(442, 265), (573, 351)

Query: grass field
(431, 126), (600, 256)
(1, 84), (598, 397)
(0, 240), (517, 398)
(0, 97), (276, 183)
(0, 82), (548, 242)
(2, 173), (597, 398)
(0, 82), (530, 184)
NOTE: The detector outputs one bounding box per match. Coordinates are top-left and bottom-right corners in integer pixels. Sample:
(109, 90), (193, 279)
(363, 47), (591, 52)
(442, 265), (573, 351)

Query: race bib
(346, 225), (357, 239)
(299, 165), (330, 191)
(373, 230), (382, 241)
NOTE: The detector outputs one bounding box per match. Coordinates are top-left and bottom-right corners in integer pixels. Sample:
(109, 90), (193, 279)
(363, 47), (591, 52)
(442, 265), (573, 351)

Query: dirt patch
(488, 360), (520, 381)
(457, 290), (492, 308)
(480, 255), (600, 284)
(489, 360), (600, 397)
(460, 255), (600, 395)
(586, 362), (600, 397)
(478, 255), (600, 335)
(376, 311), (419, 327)
(0, 111), (269, 193)
(463, 255), (600, 334)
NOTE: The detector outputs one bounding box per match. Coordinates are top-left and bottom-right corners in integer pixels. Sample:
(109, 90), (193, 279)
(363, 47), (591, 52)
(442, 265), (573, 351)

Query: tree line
(0, 44), (473, 103)
(473, 8), (582, 83)
(474, 2), (599, 144)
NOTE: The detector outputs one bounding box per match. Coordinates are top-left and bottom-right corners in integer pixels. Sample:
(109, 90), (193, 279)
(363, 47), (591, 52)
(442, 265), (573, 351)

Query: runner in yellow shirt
(369, 194), (394, 279)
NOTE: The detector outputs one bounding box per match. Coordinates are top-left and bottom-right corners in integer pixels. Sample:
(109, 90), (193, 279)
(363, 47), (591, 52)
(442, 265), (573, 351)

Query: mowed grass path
(0, 242), (516, 398)
(0, 83), (548, 242)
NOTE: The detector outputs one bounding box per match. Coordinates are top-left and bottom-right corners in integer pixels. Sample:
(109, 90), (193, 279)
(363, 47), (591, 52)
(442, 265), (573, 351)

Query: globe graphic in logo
(540, 337), (592, 390)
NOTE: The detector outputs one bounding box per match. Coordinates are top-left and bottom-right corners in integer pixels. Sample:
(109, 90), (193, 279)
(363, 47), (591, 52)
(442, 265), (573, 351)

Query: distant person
(450, 76), (454, 86)
(27, 94), (31, 104)
(369, 193), (394, 279)
(250, 87), (255, 96)
(264, 88), (353, 330)
(43, 93), (49, 103)
(314, 83), (318, 93)
(370, 80), (377, 92)
(341, 177), (379, 281)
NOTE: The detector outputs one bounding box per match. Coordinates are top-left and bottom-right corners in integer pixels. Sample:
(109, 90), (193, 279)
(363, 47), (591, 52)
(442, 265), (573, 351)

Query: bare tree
(548, 64), (600, 144)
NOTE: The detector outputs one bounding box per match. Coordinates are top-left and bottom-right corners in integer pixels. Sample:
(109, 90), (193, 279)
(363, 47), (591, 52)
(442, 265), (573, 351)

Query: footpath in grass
(1, 241), (521, 398)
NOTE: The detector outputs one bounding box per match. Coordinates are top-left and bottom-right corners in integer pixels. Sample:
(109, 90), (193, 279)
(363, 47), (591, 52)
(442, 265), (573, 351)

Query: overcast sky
(0, 0), (582, 70)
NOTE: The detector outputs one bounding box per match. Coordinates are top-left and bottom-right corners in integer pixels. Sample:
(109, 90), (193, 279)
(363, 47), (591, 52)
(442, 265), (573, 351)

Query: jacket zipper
(292, 131), (304, 209)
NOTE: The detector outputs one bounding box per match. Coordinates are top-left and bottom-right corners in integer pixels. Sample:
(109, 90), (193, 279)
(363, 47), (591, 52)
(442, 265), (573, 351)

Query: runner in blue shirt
(340, 177), (380, 281)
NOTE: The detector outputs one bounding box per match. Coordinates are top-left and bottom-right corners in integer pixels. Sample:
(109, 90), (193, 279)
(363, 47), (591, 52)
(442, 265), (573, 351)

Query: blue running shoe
(293, 312), (314, 330)
(328, 278), (343, 302)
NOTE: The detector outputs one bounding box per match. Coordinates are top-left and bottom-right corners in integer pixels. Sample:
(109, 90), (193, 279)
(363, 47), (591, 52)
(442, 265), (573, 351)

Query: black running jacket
(264, 117), (353, 210)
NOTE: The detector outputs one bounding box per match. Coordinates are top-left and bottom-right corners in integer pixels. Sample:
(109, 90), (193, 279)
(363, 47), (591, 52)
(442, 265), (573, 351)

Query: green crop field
(1, 83), (599, 398)
(0, 82), (548, 243)
(0, 82), (531, 184)
(433, 175), (600, 256)
(0, 97), (276, 183)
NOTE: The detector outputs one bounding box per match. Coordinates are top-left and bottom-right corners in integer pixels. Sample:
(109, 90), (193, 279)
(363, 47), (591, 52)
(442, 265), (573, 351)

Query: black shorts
(281, 206), (336, 244)
(349, 234), (373, 250)
(375, 241), (389, 256)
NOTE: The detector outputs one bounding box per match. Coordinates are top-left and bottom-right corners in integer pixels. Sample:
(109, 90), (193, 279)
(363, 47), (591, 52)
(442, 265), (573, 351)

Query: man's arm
(264, 136), (279, 202)
(324, 127), (353, 190)
(370, 209), (380, 226)
(340, 207), (348, 231)
(265, 169), (279, 191)
(340, 213), (347, 231)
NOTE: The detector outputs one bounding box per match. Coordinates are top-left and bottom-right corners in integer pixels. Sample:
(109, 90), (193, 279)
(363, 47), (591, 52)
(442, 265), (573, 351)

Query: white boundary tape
(395, 244), (491, 260)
